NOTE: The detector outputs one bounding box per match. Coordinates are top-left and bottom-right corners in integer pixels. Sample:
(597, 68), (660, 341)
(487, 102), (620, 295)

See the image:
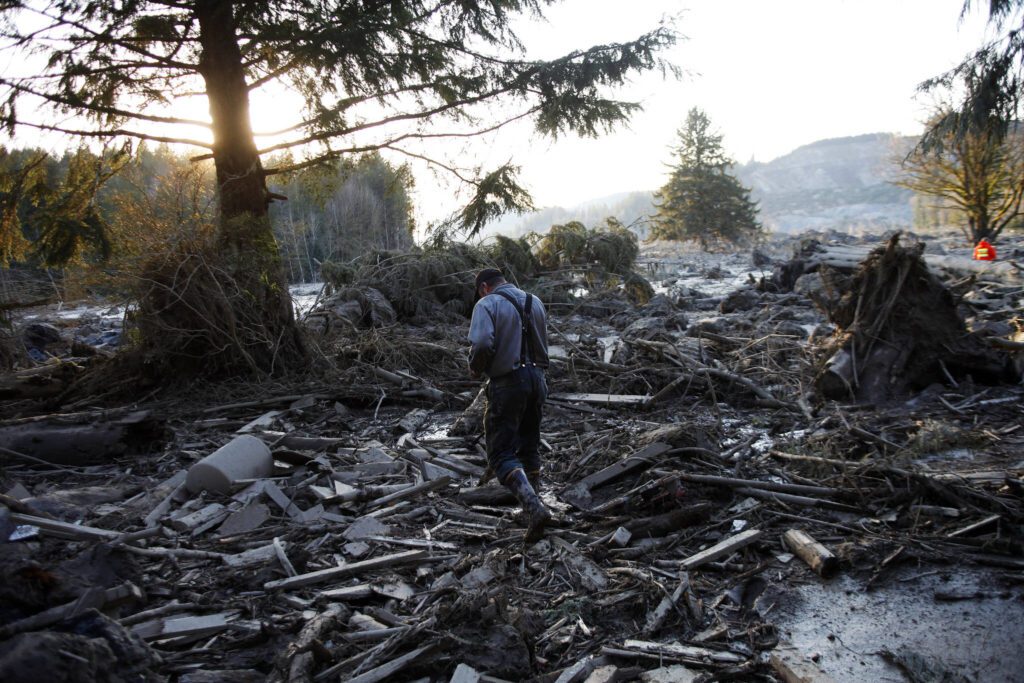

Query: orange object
(973, 239), (996, 261)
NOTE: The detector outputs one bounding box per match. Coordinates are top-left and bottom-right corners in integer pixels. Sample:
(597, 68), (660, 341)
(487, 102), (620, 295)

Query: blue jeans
(484, 365), (547, 483)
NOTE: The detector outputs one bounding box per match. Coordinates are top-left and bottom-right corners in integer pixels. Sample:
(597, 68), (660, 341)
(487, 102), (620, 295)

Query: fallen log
(8, 512), (121, 541)
(0, 582), (143, 638)
(676, 473), (842, 499)
(783, 529), (839, 578)
(735, 488), (861, 513)
(795, 241), (1021, 283)
(0, 410), (167, 466)
(264, 550), (432, 591)
(623, 503), (714, 539)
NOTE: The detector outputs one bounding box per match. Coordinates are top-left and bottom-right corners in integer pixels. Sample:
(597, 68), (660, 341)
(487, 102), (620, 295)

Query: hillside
(483, 132), (916, 238)
(736, 132), (915, 233)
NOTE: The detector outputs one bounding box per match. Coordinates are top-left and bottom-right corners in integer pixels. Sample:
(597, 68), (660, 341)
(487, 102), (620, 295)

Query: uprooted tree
(814, 234), (1012, 404)
(0, 1), (677, 375)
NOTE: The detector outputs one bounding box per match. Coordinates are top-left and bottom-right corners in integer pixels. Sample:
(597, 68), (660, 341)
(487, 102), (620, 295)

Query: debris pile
(1, 231), (1023, 682)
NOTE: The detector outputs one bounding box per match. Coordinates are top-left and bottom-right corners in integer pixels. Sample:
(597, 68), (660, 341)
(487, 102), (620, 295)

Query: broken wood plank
(264, 550), (430, 591)
(131, 611), (237, 641)
(273, 536), (298, 577)
(9, 512), (120, 541)
(218, 501), (270, 536)
(317, 585), (374, 603)
(783, 529), (839, 578)
(909, 504), (960, 518)
(550, 393), (650, 406)
(577, 442), (672, 491)
(449, 663), (482, 683)
(770, 640), (838, 683)
(554, 655), (596, 683)
(346, 644), (435, 683)
(430, 452), (486, 478)
(364, 475), (452, 510)
(222, 543), (281, 568)
(168, 503), (226, 532)
(142, 471), (187, 527)
(642, 572), (691, 636)
(361, 534), (459, 551)
(263, 480), (305, 519)
(679, 529), (763, 570)
(617, 639), (744, 664)
(236, 410), (284, 434)
(120, 600), (198, 626)
(947, 514), (1000, 538)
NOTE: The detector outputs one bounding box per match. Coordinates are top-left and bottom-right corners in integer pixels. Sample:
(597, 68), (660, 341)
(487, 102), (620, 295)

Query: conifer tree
(651, 108), (761, 249)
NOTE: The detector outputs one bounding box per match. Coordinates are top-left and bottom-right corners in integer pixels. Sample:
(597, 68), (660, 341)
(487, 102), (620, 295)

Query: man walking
(468, 268), (551, 542)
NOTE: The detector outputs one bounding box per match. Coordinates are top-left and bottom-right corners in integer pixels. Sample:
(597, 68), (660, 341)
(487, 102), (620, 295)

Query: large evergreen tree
(0, 1), (676, 374)
(651, 108), (761, 249)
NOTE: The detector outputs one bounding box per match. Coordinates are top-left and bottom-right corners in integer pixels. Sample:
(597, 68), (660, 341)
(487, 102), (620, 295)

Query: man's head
(475, 268), (505, 298)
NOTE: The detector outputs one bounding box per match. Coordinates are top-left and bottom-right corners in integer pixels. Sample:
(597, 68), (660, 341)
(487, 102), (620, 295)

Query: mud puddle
(767, 567), (1024, 682)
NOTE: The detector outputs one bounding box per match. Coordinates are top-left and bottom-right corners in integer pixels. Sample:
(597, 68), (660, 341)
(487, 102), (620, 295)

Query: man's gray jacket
(468, 283), (549, 379)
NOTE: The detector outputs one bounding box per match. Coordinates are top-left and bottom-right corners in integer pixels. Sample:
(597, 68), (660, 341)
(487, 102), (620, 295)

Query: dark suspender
(491, 289), (537, 367)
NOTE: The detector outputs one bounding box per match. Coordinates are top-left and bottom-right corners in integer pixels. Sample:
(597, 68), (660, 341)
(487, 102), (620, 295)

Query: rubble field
(1, 230), (1022, 683)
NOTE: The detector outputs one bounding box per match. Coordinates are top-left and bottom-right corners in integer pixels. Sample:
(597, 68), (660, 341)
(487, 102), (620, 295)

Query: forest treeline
(0, 144), (415, 292)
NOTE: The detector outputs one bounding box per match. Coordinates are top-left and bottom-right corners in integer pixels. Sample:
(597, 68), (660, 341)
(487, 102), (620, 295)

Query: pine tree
(651, 108), (762, 250)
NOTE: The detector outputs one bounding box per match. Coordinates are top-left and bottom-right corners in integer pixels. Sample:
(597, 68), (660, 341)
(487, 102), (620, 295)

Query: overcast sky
(412, 0), (995, 223)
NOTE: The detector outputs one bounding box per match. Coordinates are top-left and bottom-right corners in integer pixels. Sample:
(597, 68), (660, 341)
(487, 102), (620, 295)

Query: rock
(751, 248), (773, 267)
(21, 322), (62, 350)
(793, 272), (824, 298)
(689, 317), (727, 335)
(719, 288), (760, 313)
(641, 294), (677, 316)
(622, 317), (669, 341)
(327, 286), (397, 327)
(81, 329), (122, 349)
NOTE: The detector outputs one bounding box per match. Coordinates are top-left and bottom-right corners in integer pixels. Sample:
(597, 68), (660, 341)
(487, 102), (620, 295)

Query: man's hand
(468, 347), (492, 379)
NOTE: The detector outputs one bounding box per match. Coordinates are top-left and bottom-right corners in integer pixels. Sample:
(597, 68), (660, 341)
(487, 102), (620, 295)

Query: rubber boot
(505, 468), (551, 543)
(526, 469), (542, 492)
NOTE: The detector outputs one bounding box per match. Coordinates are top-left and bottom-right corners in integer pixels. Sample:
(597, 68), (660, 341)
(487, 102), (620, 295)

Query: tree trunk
(196, 0), (266, 229)
(193, 0), (305, 373)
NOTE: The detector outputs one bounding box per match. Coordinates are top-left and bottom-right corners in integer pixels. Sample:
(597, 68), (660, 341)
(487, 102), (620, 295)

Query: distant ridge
(481, 132), (916, 238)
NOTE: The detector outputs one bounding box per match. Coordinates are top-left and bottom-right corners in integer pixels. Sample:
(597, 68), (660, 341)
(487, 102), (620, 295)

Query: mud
(770, 567), (1024, 682)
